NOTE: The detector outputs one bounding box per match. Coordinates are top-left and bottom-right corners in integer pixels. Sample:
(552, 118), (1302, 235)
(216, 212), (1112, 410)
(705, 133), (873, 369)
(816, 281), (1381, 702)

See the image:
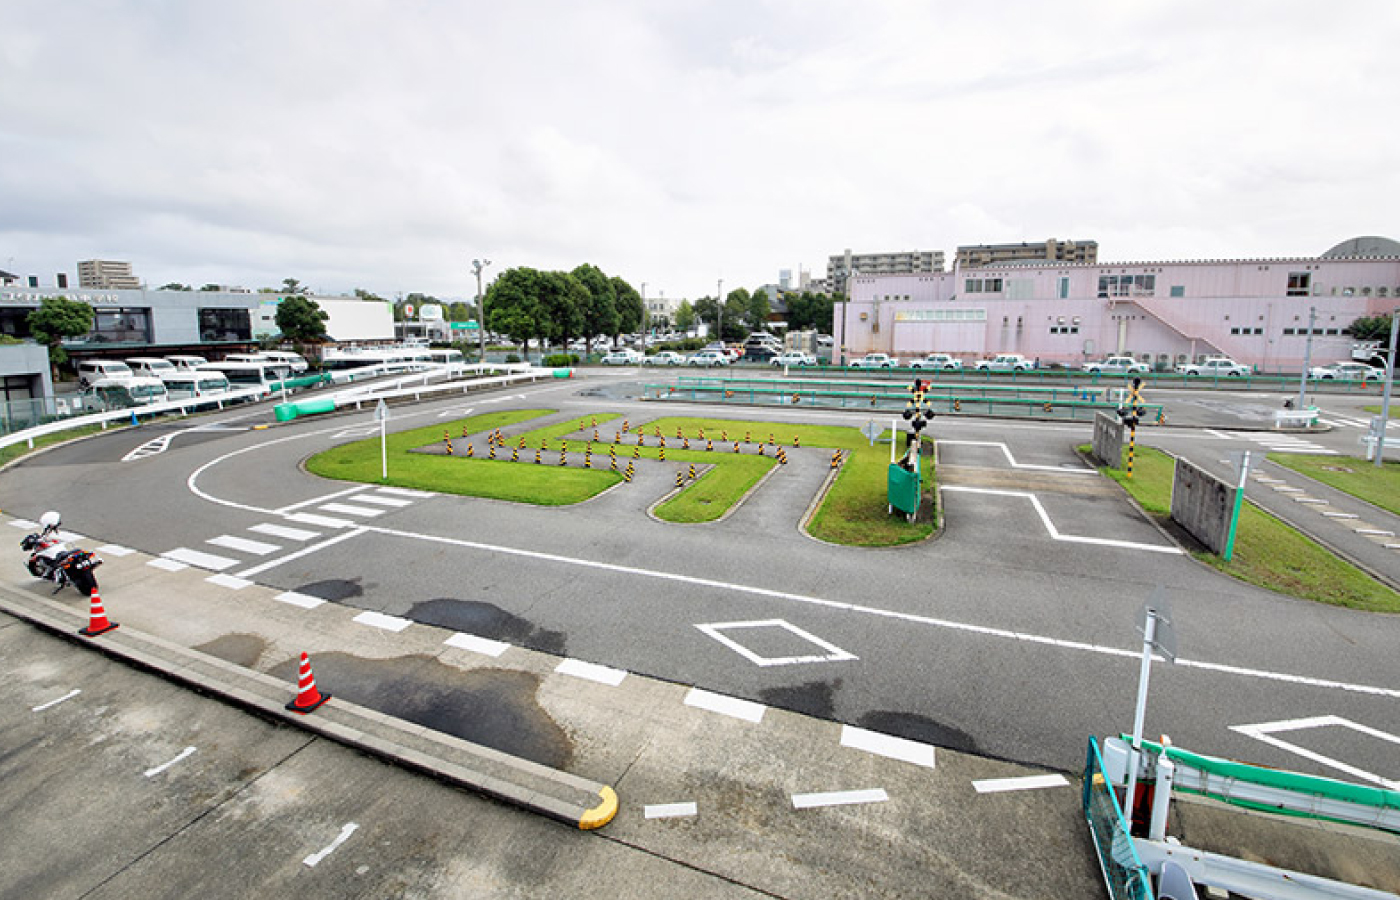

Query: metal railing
(1083, 738), (1154, 900)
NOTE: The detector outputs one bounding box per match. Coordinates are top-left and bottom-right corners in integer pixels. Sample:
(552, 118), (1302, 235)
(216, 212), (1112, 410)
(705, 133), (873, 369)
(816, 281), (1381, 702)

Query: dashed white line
(303, 822), (359, 867)
(273, 591), (325, 610)
(353, 610), (412, 632)
(972, 774), (1069, 794)
(144, 746), (196, 778)
(684, 688), (766, 723)
(96, 544), (135, 557)
(644, 802), (698, 819)
(792, 788), (888, 809)
(207, 535), (281, 555)
(32, 689), (81, 712)
(354, 494), (414, 508)
(1321, 512), (1359, 520)
(284, 513), (355, 529)
(555, 658), (627, 686)
(147, 558), (188, 572)
(206, 573), (253, 590)
(444, 632), (510, 657)
(162, 547), (239, 571)
(277, 486), (369, 514)
(840, 726), (936, 769)
(375, 487), (435, 498)
(320, 502), (386, 517)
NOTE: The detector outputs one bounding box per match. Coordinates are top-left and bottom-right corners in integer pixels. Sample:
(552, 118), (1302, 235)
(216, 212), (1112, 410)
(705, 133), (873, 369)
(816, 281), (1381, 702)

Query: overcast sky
(2, 1), (1396, 303)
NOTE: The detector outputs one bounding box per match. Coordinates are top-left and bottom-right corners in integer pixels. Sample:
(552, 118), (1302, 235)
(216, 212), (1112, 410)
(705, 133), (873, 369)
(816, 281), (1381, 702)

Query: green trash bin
(887, 462), (921, 516)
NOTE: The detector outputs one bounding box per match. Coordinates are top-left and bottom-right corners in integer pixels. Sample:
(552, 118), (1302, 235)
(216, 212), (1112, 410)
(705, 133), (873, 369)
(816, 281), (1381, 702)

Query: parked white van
(76, 360), (134, 390)
(160, 370), (232, 401)
(258, 351), (309, 374)
(126, 357), (180, 380)
(164, 355), (208, 371)
(197, 361), (292, 395)
(82, 376), (168, 409)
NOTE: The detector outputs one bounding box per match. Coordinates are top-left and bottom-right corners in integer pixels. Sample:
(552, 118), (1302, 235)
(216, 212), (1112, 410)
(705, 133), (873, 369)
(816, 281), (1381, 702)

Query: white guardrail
(0, 362), (564, 452)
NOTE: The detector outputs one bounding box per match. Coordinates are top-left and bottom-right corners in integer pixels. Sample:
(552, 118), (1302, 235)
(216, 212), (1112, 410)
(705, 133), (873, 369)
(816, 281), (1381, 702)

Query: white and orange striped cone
(78, 588), (119, 637)
(286, 652), (331, 714)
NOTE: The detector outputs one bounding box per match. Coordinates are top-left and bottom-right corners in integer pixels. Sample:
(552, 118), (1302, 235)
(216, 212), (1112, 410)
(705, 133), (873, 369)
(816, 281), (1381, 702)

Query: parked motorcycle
(20, 511), (102, 595)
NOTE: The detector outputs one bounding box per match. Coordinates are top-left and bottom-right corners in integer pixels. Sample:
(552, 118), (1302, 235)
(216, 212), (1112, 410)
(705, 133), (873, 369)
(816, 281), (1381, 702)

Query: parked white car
(1181, 357), (1250, 378)
(642, 351), (685, 366)
(1308, 362), (1384, 381)
(908, 353), (963, 371)
(974, 353), (1035, 372)
(850, 353), (897, 369)
(771, 352), (816, 367)
(600, 349), (643, 365)
(1082, 356), (1150, 375)
(686, 350), (730, 367)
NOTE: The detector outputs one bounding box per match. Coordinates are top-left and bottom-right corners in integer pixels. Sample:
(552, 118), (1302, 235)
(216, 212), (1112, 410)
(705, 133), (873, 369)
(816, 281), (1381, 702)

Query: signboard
(860, 421), (883, 445)
(450, 321), (479, 331)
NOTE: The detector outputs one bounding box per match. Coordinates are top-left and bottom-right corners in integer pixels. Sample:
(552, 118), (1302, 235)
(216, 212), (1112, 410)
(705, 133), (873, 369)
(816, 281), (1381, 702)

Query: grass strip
(1089, 444), (1400, 612)
(1266, 454), (1400, 517)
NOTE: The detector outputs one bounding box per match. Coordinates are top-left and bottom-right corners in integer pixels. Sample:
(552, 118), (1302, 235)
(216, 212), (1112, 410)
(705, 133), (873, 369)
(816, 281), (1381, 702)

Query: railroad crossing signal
(1119, 378), (1145, 478)
(903, 378), (936, 434)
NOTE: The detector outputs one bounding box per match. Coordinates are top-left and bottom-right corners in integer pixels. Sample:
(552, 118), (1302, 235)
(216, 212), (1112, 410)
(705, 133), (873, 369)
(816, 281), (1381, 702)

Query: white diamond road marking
(95, 544), (135, 556)
(1230, 716), (1400, 790)
(840, 725), (936, 769)
(353, 610), (412, 632)
(273, 591), (325, 609)
(206, 573), (253, 590)
(207, 535), (281, 555)
(555, 658), (627, 687)
(695, 619), (858, 667)
(972, 774), (1070, 794)
(791, 788), (888, 809)
(444, 632), (510, 657)
(285, 513), (354, 528)
(355, 493), (414, 508)
(319, 502), (386, 517)
(249, 523), (322, 541)
(644, 802), (698, 819)
(162, 547), (239, 571)
(684, 688), (766, 723)
(147, 558), (187, 572)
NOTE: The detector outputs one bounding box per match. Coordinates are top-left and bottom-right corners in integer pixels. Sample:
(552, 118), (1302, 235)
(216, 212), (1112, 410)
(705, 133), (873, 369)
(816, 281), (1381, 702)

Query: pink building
(835, 240), (1400, 372)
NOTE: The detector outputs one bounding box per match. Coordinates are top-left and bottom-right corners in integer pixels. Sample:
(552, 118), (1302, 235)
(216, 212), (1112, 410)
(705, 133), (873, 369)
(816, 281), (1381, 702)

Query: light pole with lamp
(717, 278), (723, 346)
(472, 258), (491, 365)
(1376, 308), (1398, 468)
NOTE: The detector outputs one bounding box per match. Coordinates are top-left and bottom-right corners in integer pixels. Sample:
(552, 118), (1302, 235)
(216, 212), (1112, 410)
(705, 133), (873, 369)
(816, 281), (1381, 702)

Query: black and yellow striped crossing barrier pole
(446, 439), (454, 455)
(706, 439), (713, 452)
(776, 447), (787, 465)
(676, 427), (684, 440)
(488, 443), (496, 460)
(683, 437), (690, 450)
(675, 470), (685, 487)
(465, 443), (472, 457)
(518, 436), (526, 450)
(1119, 377), (1145, 479)
(793, 435), (800, 448)
(654, 425), (662, 438)
(462, 424), (469, 439)
(512, 446), (520, 462)
(688, 463), (697, 480)
(721, 430), (728, 442)
(593, 429), (600, 442)
(623, 419), (630, 433)
(659, 445), (666, 461)
(733, 442), (740, 453)
(535, 447), (543, 464)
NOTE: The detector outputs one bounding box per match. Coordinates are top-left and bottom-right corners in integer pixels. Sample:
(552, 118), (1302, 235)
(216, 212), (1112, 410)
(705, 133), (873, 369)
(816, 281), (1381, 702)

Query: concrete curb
(0, 584), (618, 831)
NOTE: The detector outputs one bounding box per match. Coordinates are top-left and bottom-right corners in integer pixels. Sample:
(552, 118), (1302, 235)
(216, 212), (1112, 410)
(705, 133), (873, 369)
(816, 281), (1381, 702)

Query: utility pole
(717, 278), (724, 344)
(1377, 308), (1399, 468)
(1296, 306), (1316, 411)
(472, 258), (491, 365)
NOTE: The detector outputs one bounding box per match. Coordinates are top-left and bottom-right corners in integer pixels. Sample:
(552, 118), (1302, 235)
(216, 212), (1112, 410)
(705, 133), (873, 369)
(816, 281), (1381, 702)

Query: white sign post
(375, 399), (389, 480)
(1124, 587), (1176, 829)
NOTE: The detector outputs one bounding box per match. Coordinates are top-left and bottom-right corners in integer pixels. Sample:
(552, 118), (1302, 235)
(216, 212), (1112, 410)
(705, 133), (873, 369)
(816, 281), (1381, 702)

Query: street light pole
(1376, 308), (1399, 468)
(717, 278), (724, 344)
(472, 258), (491, 365)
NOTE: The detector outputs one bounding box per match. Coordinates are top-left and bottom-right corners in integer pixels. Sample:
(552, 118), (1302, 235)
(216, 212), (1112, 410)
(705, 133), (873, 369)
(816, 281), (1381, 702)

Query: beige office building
(955, 239), (1098, 268)
(77, 259), (141, 290)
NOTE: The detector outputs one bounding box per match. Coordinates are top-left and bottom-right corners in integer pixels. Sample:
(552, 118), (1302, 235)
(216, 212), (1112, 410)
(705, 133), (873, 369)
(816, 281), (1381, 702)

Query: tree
(611, 277), (644, 337)
(159, 282), (192, 291)
(675, 300), (696, 334)
(484, 267), (547, 352)
(745, 289), (771, 332)
(541, 271), (588, 348)
(275, 295), (329, 343)
(571, 263), (618, 348)
(787, 291), (834, 332)
(27, 296), (93, 378)
(281, 278), (310, 296)
(353, 288), (385, 303)
(447, 301), (471, 322)
(1348, 315), (1394, 342)
(200, 284), (222, 292)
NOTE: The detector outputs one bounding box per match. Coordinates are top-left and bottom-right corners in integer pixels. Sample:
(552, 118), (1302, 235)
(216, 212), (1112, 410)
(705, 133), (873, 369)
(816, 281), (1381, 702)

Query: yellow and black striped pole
(446, 439), (454, 455)
(535, 447), (542, 464)
(675, 470), (685, 487)
(488, 444), (496, 460)
(688, 463), (697, 480)
(464, 443), (472, 457)
(512, 446), (520, 462)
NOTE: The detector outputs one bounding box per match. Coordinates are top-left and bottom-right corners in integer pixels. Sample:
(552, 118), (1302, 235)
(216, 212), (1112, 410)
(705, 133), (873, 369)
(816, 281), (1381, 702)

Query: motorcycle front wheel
(27, 558), (52, 580)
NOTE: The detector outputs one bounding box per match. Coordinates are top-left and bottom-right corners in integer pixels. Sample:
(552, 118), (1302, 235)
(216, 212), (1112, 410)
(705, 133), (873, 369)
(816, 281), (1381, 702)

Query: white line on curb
(792, 788), (888, 809)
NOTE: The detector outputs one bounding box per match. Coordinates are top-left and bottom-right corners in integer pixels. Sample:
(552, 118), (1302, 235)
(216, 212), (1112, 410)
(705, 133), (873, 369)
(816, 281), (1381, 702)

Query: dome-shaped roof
(1321, 236), (1400, 258)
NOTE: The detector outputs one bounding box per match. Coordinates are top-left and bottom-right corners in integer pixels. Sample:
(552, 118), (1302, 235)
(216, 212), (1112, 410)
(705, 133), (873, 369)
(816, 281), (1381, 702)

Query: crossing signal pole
(1118, 378), (1145, 478)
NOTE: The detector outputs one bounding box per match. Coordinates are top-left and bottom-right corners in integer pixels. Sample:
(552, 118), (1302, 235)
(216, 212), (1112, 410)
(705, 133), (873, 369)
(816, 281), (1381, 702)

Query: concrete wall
(1091, 412), (1124, 468)
(1170, 456), (1234, 554)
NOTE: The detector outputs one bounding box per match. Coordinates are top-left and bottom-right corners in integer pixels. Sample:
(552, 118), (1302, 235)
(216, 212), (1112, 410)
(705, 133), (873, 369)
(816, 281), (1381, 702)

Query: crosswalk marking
(319, 502), (386, 517)
(285, 513), (355, 528)
(249, 523), (321, 541)
(162, 547), (238, 570)
(354, 493), (414, 508)
(207, 535), (281, 555)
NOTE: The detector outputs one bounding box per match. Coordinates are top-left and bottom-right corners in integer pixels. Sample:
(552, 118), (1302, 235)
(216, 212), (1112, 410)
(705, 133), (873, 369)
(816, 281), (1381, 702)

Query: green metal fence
(1083, 738), (1154, 900)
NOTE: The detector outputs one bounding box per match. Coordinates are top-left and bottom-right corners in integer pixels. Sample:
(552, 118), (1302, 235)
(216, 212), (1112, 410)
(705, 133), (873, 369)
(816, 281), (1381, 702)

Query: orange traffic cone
(286, 652), (331, 714)
(78, 588), (119, 637)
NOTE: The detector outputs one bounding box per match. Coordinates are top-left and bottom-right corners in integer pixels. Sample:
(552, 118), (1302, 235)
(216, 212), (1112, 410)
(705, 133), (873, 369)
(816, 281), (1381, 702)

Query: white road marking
(32, 689), (81, 711)
(319, 502), (386, 517)
(303, 822), (359, 867)
(234, 527), (368, 578)
(555, 658), (628, 686)
(1321, 512), (1359, 519)
(353, 610), (413, 632)
(437, 407), (476, 418)
(277, 486), (368, 514)
(361, 523), (1400, 699)
(792, 788), (888, 809)
(444, 632), (510, 657)
(9, 518), (38, 528)
(207, 535), (281, 555)
(123, 435), (174, 462)
(249, 523), (321, 541)
(96, 544), (135, 556)
(973, 774), (1070, 794)
(1356, 528), (1395, 536)
(937, 440), (1094, 473)
(1230, 716), (1400, 790)
(283, 513), (355, 529)
(941, 485), (1182, 553)
(144, 746), (196, 777)
(1293, 498), (1326, 504)
(354, 494), (414, 508)
(206, 573), (253, 590)
(332, 427), (379, 438)
(696, 619), (858, 667)
(273, 591), (325, 609)
(374, 487), (435, 498)
(161, 547), (239, 571)
(840, 726), (936, 769)
(147, 558), (188, 572)
(644, 802), (698, 819)
(1272, 486), (1303, 493)
(684, 688), (766, 723)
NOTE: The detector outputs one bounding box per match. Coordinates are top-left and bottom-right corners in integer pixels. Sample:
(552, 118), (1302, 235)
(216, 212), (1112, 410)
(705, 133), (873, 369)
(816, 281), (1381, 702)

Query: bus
(160, 370), (232, 401)
(196, 360), (293, 395)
